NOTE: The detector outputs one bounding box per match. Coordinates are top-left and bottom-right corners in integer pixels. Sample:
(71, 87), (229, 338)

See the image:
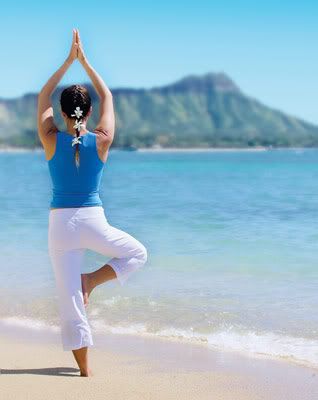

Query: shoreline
(0, 145), (315, 153)
(136, 146), (268, 152)
(1, 315), (318, 371)
(1, 315), (317, 371)
(0, 330), (317, 399)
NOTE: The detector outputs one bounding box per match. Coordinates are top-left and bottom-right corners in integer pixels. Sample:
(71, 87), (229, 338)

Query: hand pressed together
(67, 28), (87, 64)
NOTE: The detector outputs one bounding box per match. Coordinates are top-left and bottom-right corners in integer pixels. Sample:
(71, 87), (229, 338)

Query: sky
(0, 0), (317, 123)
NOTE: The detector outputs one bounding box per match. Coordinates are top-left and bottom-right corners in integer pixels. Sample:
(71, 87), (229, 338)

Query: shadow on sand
(0, 367), (80, 377)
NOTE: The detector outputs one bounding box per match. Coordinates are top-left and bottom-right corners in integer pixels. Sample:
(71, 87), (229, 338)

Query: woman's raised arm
(77, 29), (115, 147)
(37, 29), (77, 145)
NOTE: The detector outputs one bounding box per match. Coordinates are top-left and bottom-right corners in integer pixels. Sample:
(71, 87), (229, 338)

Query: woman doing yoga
(37, 29), (148, 377)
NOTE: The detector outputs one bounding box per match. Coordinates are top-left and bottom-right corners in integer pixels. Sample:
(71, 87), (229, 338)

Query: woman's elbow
(99, 89), (112, 101)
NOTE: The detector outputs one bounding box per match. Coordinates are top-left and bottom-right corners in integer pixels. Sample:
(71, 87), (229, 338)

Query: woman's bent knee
(107, 241), (148, 286)
(136, 243), (148, 266)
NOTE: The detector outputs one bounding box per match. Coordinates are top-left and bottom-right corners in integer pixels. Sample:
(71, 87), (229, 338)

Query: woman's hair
(60, 84), (91, 168)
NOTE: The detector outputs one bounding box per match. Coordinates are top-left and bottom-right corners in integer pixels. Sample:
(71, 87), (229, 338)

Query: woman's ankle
(87, 271), (97, 290)
(80, 366), (93, 377)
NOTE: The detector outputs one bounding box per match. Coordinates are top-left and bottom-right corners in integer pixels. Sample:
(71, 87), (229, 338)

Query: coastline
(0, 145), (313, 153)
(0, 329), (317, 400)
(136, 146), (268, 152)
(1, 314), (317, 371)
(0, 146), (43, 153)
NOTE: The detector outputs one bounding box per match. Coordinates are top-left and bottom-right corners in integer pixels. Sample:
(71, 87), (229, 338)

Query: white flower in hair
(73, 120), (86, 130)
(71, 106), (83, 119)
(72, 135), (82, 147)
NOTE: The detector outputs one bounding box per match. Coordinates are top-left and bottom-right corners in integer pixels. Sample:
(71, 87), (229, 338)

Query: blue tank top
(47, 131), (105, 208)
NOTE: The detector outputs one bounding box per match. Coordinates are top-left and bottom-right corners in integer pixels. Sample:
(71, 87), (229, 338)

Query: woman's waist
(50, 205), (103, 210)
(52, 187), (101, 195)
(49, 205), (105, 218)
(50, 191), (103, 209)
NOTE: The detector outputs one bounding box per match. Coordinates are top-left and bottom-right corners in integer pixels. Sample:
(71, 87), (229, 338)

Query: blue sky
(0, 0), (317, 123)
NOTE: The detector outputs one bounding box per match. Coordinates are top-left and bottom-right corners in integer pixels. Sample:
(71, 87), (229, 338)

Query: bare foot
(80, 367), (93, 377)
(81, 273), (94, 307)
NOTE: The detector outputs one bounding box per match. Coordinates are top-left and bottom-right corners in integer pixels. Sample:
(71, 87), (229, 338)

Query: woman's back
(47, 131), (105, 208)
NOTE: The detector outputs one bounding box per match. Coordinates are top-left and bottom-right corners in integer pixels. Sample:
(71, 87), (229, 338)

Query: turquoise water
(0, 148), (317, 368)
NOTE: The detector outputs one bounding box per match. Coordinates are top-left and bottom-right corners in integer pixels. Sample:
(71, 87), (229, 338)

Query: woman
(37, 29), (148, 377)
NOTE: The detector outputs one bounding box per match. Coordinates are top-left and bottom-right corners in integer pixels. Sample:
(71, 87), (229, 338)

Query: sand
(0, 331), (318, 400)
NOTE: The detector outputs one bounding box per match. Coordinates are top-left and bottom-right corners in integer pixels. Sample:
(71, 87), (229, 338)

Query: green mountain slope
(0, 72), (317, 148)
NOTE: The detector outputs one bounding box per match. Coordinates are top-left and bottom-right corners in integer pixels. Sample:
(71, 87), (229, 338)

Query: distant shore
(137, 146), (268, 152)
(0, 145), (313, 153)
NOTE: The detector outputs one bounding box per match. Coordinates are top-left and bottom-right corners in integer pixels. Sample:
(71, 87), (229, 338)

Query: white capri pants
(48, 206), (148, 351)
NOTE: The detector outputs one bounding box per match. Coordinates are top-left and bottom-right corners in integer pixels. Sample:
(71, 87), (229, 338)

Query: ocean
(0, 148), (317, 368)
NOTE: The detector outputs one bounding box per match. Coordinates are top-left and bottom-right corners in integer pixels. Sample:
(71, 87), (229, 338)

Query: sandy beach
(0, 330), (317, 400)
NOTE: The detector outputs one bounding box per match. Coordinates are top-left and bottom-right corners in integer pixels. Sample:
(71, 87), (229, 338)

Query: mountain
(0, 72), (317, 148)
